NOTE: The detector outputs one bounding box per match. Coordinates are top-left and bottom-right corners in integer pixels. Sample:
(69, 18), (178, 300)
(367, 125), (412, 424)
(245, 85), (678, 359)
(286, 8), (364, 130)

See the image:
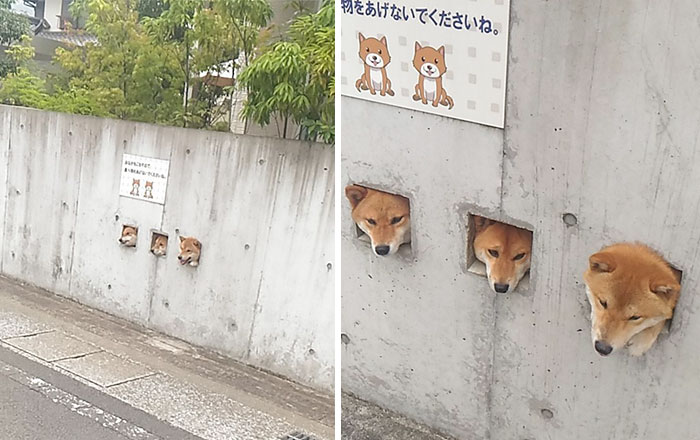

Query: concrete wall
(0, 105), (334, 391)
(342, 0), (700, 437)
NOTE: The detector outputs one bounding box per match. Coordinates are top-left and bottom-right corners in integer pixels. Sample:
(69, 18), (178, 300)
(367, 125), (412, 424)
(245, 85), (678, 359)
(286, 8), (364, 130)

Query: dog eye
(513, 253), (526, 261)
(488, 249), (499, 258)
(378, 50), (382, 54)
(434, 59), (439, 64)
(366, 48), (369, 52)
(599, 299), (607, 309)
(390, 216), (403, 225)
(629, 315), (642, 321)
(421, 56), (425, 62)
(367, 218), (377, 226)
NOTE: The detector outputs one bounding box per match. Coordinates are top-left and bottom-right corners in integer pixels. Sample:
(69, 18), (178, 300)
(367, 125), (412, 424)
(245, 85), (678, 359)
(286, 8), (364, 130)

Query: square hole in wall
(346, 184), (412, 258)
(150, 231), (168, 257)
(466, 214), (533, 293)
(119, 224), (138, 248)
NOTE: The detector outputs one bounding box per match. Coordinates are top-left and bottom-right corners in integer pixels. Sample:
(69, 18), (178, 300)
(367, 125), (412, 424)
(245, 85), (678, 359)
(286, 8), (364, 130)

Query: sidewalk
(0, 276), (333, 440)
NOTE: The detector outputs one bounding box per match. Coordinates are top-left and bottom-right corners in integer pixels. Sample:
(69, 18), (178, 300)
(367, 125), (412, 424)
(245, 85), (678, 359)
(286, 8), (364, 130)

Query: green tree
(0, 36), (49, 108)
(0, 0), (31, 77)
(238, 0), (334, 143)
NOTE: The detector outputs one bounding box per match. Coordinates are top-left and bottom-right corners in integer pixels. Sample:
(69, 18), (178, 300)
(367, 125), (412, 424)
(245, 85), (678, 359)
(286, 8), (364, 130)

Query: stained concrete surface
(0, 276), (333, 440)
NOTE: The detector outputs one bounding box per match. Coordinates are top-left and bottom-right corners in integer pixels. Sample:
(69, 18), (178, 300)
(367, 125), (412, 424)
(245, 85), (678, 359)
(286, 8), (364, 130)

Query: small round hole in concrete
(163, 300), (170, 308)
(541, 408), (554, 419)
(308, 348), (316, 356)
(107, 284), (112, 290)
(115, 214), (120, 221)
(563, 213), (578, 227)
(340, 333), (350, 345)
(244, 244), (250, 250)
(326, 262), (333, 270)
(258, 159), (265, 165)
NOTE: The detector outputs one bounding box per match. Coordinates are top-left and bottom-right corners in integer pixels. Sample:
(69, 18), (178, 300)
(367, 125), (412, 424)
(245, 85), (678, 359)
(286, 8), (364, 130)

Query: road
(0, 345), (200, 440)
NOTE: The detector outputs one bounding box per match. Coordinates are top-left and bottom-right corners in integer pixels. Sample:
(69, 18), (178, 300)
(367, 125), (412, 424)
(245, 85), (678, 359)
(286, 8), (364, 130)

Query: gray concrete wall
(0, 105), (334, 391)
(342, 0), (700, 437)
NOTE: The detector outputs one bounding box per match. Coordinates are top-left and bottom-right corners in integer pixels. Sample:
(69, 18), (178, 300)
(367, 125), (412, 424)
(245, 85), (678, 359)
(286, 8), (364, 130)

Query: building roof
(35, 30), (97, 46)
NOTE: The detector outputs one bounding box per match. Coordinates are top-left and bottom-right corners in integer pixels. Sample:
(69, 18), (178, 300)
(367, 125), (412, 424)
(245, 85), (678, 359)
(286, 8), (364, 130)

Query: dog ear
(179, 235), (185, 243)
(472, 215), (492, 233)
(358, 32), (365, 43)
(650, 274), (680, 296)
(193, 239), (202, 250)
(380, 36), (387, 46)
(438, 45), (445, 57)
(589, 252), (616, 273)
(414, 41), (422, 52)
(345, 185), (368, 208)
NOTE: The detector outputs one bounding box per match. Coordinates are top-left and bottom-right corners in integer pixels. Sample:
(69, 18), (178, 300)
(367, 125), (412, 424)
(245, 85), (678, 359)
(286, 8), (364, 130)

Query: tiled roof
(35, 30), (97, 47)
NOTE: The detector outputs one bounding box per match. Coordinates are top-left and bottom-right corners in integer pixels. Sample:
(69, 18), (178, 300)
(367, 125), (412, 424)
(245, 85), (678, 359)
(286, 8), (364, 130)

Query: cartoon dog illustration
(412, 42), (454, 109)
(144, 181), (154, 199)
(130, 179), (140, 196)
(355, 33), (395, 97)
(178, 236), (202, 267)
(345, 185), (410, 257)
(472, 216), (532, 294)
(118, 226), (138, 247)
(584, 243), (681, 357)
(151, 235), (168, 256)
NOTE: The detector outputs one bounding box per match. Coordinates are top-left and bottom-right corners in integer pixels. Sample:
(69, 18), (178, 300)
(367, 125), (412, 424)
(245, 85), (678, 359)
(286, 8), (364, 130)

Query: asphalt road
(0, 345), (202, 440)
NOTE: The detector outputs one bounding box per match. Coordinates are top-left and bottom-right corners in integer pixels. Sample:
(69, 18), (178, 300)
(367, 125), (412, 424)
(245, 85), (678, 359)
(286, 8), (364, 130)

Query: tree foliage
(238, 0), (334, 143)
(0, 1), (31, 77)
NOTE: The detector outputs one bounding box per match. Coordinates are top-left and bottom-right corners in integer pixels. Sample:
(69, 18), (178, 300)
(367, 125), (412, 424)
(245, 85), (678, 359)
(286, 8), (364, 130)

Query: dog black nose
(494, 283), (509, 293)
(375, 245), (390, 256)
(177, 255), (182, 260)
(594, 340), (613, 356)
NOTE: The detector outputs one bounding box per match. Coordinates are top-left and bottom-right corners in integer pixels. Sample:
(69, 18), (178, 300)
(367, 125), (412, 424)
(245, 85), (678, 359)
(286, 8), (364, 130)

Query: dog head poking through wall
(178, 236), (201, 267)
(151, 234), (168, 256)
(345, 185), (410, 257)
(119, 226), (138, 247)
(584, 243), (681, 357)
(472, 216), (532, 294)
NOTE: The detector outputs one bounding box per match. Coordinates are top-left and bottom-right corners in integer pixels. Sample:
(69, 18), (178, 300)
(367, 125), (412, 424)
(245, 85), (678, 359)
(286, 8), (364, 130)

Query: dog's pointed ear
(179, 235), (185, 243)
(358, 32), (365, 43)
(438, 45), (445, 57)
(472, 215), (492, 233)
(193, 239), (202, 250)
(589, 252), (616, 273)
(345, 185), (368, 208)
(380, 36), (387, 46)
(650, 273), (680, 296)
(414, 41), (422, 52)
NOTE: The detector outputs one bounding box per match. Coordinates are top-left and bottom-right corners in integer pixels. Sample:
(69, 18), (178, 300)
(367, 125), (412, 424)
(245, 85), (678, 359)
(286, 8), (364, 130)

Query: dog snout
(375, 245), (390, 256)
(177, 255), (183, 260)
(494, 283), (509, 294)
(594, 340), (613, 356)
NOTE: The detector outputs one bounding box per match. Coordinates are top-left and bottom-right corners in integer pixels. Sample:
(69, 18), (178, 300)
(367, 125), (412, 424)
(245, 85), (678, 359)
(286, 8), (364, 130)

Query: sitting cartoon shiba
(412, 42), (454, 109)
(118, 226), (138, 247)
(178, 236), (202, 267)
(472, 216), (532, 294)
(130, 179), (140, 196)
(584, 243), (681, 357)
(355, 33), (395, 97)
(345, 185), (410, 256)
(151, 235), (168, 256)
(144, 181), (154, 199)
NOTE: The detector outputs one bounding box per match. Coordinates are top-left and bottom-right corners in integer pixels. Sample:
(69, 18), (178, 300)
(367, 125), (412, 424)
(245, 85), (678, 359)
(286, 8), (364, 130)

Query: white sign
(340, 0), (511, 128)
(119, 154), (170, 205)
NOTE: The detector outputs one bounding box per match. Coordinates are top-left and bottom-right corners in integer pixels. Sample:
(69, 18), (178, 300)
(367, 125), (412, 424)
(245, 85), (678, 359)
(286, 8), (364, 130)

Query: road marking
(0, 360), (162, 440)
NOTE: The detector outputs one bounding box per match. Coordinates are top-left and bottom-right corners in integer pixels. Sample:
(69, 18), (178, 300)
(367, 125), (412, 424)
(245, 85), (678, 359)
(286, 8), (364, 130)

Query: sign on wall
(340, 0), (511, 128)
(119, 154), (170, 205)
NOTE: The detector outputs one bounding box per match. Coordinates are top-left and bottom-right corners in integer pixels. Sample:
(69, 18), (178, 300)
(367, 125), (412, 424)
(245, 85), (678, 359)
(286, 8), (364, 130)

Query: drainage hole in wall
(119, 225), (138, 247)
(562, 213), (578, 227)
(466, 213), (533, 294)
(150, 232), (168, 257)
(345, 184), (412, 258)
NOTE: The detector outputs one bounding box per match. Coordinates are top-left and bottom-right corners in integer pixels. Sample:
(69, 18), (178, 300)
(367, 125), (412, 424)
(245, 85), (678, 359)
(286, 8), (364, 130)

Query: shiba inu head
(132, 179), (140, 188)
(118, 226), (138, 247)
(584, 243), (680, 356)
(178, 236), (201, 267)
(358, 33), (391, 69)
(345, 185), (410, 257)
(151, 234), (168, 256)
(472, 216), (532, 294)
(413, 42), (447, 79)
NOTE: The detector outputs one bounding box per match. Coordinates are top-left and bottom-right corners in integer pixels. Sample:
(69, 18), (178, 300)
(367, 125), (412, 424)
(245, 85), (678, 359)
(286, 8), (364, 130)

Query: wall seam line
(66, 120), (86, 298)
(1, 110), (14, 275)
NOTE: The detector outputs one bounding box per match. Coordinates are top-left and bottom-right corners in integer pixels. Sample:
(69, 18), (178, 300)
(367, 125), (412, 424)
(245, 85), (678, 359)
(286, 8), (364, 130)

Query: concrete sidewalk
(0, 276), (333, 440)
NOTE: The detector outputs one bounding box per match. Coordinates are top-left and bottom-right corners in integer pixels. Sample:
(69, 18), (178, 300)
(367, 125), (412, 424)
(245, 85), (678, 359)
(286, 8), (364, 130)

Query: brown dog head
(178, 236), (201, 267)
(345, 184), (410, 257)
(151, 234), (168, 256)
(118, 226), (138, 247)
(413, 42), (447, 79)
(583, 243), (681, 356)
(358, 33), (391, 69)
